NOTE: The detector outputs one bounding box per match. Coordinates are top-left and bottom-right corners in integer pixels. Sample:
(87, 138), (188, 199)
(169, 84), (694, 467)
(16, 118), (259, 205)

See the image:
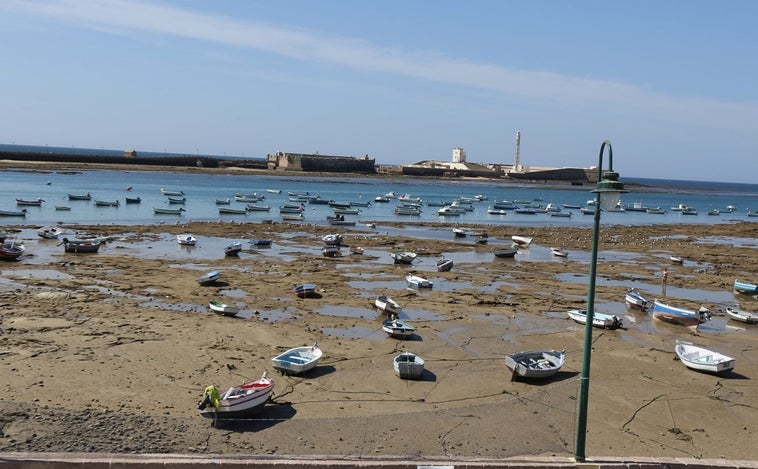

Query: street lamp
(574, 140), (626, 462)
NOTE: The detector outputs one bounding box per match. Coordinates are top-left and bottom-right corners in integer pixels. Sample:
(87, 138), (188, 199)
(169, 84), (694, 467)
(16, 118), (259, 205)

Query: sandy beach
(2, 210), (758, 461)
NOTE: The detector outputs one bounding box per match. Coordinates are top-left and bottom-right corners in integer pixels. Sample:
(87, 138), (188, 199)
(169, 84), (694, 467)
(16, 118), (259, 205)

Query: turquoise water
(1, 167), (757, 227)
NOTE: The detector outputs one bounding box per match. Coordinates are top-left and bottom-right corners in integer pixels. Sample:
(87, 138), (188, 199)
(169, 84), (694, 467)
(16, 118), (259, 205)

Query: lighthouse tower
(513, 130), (521, 172)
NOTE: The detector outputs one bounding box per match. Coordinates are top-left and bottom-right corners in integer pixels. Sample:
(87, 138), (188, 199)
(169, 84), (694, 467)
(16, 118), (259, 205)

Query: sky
(1, 1), (757, 183)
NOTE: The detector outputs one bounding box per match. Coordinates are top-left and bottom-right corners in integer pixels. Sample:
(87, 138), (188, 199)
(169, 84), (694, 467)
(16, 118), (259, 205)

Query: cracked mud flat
(1, 220), (758, 460)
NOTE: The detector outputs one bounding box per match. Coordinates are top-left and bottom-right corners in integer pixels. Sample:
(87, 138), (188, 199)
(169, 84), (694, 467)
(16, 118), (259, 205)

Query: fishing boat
(322, 245), (342, 257)
(651, 300), (711, 328)
(670, 255), (684, 264)
(382, 317), (416, 339)
(294, 284), (317, 298)
(505, 349), (566, 380)
(224, 242), (243, 257)
(393, 352), (425, 380)
(0, 209), (28, 217)
(208, 300), (239, 317)
(16, 197), (44, 206)
(271, 342), (323, 375)
(245, 204), (271, 212)
(38, 226), (64, 239)
(167, 196), (186, 204)
(733, 279), (758, 295)
(436, 256), (454, 272)
(281, 213), (305, 221)
(218, 207), (248, 215)
(55, 205), (71, 211)
(177, 234), (197, 246)
(153, 207), (185, 215)
(406, 274), (433, 289)
(198, 371), (274, 420)
(322, 233), (343, 246)
(160, 188), (184, 196)
(675, 340), (735, 374)
(215, 198), (231, 205)
(511, 235), (533, 247)
(266, 189), (281, 194)
(390, 251), (417, 264)
(67, 193), (91, 201)
(550, 247), (568, 257)
(0, 240), (25, 260)
(61, 238), (102, 253)
(624, 289), (650, 311)
(375, 295), (402, 315)
(125, 196), (141, 204)
(196, 270), (220, 286)
(566, 309), (623, 329)
(724, 307), (758, 324)
(94, 200), (120, 207)
(492, 247), (518, 258)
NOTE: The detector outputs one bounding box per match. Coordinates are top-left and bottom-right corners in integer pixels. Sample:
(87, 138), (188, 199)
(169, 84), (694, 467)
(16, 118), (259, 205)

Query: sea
(1, 144), (758, 228)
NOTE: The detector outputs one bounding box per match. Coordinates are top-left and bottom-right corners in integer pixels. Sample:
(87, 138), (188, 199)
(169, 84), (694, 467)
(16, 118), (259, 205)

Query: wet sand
(2, 218), (758, 461)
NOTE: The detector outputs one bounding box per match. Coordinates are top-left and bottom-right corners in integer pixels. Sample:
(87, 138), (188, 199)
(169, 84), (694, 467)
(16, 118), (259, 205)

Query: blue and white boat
(294, 283), (317, 298)
(271, 342), (322, 375)
(651, 300), (711, 328)
(196, 270), (220, 286)
(406, 274), (433, 289)
(624, 289), (650, 311)
(734, 280), (758, 295)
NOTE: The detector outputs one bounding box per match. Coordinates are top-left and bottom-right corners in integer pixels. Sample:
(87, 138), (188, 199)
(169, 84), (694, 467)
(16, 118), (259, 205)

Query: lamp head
(592, 170), (627, 211)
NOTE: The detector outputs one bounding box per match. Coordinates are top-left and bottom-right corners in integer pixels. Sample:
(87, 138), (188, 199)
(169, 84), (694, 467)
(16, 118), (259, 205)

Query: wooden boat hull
(62, 238), (102, 253)
(382, 318), (415, 339)
(493, 248), (517, 258)
(375, 295), (402, 315)
(198, 373), (274, 419)
(271, 343), (322, 375)
(651, 300), (710, 328)
(393, 352), (424, 379)
(505, 349), (565, 380)
(675, 341), (735, 374)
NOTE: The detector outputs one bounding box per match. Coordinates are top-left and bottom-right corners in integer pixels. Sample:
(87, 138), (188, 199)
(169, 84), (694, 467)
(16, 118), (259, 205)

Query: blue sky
(1, 1), (757, 183)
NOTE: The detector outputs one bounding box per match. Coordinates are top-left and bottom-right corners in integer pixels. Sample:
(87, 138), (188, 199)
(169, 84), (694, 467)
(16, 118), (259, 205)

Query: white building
(452, 147), (466, 163)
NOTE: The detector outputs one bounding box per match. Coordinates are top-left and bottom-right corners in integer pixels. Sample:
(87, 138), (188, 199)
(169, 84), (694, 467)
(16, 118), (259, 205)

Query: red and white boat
(198, 371), (274, 419)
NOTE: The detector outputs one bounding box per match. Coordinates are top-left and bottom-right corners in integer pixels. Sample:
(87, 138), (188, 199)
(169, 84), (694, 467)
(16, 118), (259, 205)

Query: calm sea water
(1, 165), (757, 228)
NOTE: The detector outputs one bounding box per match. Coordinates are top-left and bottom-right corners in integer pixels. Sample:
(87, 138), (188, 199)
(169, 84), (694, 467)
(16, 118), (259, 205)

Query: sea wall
(267, 152), (376, 174)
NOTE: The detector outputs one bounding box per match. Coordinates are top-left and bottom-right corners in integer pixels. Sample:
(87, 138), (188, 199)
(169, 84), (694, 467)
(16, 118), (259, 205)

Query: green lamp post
(575, 140), (627, 462)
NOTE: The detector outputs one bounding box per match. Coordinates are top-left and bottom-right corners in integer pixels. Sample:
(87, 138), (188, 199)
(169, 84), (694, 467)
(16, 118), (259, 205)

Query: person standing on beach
(661, 267), (668, 296)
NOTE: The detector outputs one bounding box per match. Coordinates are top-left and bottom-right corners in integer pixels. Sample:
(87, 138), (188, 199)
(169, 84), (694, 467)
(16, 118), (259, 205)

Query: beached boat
(224, 242), (243, 257)
(61, 238), (102, 253)
(406, 274), (433, 289)
(624, 289), (650, 311)
(197, 270), (220, 286)
(733, 280), (758, 295)
(566, 309), (623, 329)
(218, 207), (248, 215)
(393, 352), (425, 380)
(294, 283), (317, 298)
(94, 200), (120, 207)
(322, 233), (343, 246)
(322, 245), (342, 257)
(0, 241), (25, 260)
(67, 193), (91, 201)
(492, 247), (518, 258)
(16, 197), (44, 206)
(349, 245), (364, 255)
(198, 371), (274, 420)
(675, 340), (735, 374)
(271, 342), (323, 375)
(382, 317), (416, 339)
(550, 247), (568, 257)
(125, 196), (141, 204)
(670, 255), (684, 264)
(177, 234), (197, 246)
(153, 207), (185, 215)
(724, 307), (758, 324)
(436, 256), (454, 272)
(511, 235), (533, 247)
(375, 295), (402, 315)
(329, 218), (357, 226)
(651, 300), (711, 328)
(390, 251), (417, 264)
(208, 300), (239, 317)
(249, 239), (272, 247)
(38, 226), (64, 239)
(505, 349), (565, 380)
(160, 188), (184, 196)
